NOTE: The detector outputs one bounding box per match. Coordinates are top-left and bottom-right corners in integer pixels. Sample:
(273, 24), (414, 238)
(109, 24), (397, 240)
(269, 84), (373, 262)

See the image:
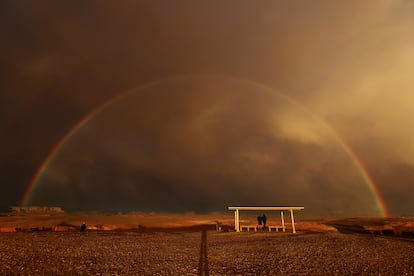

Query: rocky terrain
(1, 229), (414, 275)
(1, 213), (414, 275)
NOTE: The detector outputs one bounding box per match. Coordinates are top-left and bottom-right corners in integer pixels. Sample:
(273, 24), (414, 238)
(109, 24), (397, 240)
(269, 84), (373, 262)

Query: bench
(240, 225), (257, 232)
(268, 226), (285, 232)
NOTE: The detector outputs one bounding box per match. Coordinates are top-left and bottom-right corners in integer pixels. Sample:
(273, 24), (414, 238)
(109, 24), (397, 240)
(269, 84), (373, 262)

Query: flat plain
(1, 213), (414, 275)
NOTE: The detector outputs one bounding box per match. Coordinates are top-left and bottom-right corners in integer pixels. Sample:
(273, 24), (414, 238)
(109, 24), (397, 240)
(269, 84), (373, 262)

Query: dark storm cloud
(372, 163), (414, 216)
(1, 1), (414, 214)
(29, 78), (377, 215)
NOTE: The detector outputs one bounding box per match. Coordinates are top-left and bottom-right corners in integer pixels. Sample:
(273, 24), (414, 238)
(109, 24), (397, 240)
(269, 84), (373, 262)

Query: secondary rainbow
(21, 74), (389, 217)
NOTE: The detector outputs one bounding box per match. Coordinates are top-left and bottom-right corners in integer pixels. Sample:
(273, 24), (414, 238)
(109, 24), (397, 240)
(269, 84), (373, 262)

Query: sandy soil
(0, 212), (235, 230)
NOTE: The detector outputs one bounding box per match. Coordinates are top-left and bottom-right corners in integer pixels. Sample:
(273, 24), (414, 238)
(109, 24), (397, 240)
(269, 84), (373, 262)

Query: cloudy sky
(1, 1), (414, 216)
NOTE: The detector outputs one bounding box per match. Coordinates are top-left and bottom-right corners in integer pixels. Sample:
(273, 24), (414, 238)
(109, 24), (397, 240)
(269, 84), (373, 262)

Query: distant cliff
(9, 206), (65, 215)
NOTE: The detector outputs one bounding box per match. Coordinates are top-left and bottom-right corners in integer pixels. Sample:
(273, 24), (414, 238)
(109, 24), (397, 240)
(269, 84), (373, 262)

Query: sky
(1, 1), (414, 216)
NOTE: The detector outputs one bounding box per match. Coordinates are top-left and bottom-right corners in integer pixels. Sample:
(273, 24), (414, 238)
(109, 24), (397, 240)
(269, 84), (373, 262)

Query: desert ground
(1, 211), (414, 275)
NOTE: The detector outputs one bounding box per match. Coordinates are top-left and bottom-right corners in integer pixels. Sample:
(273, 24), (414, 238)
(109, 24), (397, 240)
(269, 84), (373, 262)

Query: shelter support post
(234, 209), (240, 232)
(290, 209), (296, 234)
(280, 211), (285, 232)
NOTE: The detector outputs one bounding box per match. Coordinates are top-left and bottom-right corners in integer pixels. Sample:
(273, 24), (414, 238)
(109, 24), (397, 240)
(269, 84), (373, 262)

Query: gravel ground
(1, 230), (413, 275)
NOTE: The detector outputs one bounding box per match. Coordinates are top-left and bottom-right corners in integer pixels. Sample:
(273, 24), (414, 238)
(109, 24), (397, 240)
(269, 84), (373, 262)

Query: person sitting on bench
(257, 214), (263, 229)
(262, 214), (267, 229)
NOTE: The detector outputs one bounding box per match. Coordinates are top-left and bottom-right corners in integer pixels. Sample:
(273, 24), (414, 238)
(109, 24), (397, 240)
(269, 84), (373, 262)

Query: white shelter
(228, 206), (304, 233)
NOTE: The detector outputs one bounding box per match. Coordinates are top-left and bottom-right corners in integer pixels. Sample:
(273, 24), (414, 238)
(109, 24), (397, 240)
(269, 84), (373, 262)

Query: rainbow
(20, 74), (389, 217)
